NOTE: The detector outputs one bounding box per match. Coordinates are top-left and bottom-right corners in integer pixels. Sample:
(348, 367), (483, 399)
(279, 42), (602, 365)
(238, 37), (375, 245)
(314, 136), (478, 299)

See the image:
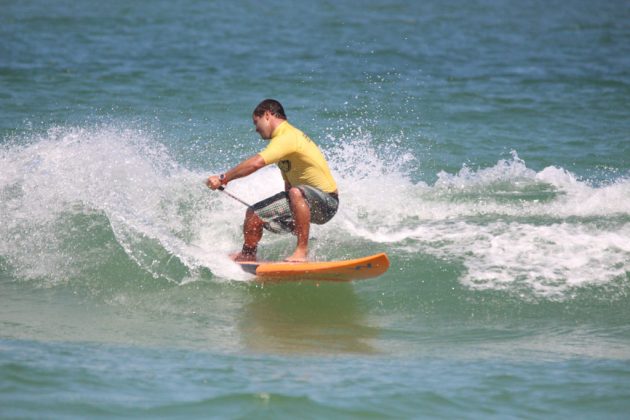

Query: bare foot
(284, 249), (308, 262)
(230, 252), (257, 262)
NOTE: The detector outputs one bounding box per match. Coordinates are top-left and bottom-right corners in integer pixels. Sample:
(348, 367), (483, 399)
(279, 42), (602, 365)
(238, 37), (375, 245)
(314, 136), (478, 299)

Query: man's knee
(245, 208), (263, 225)
(288, 187), (305, 203)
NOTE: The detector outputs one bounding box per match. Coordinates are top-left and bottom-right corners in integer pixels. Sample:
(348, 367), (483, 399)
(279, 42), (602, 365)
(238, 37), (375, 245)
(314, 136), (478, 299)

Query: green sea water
(1, 0), (629, 418)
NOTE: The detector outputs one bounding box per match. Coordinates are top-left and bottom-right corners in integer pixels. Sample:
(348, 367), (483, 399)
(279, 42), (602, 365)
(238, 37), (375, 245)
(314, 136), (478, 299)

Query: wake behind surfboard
(234, 253), (390, 282)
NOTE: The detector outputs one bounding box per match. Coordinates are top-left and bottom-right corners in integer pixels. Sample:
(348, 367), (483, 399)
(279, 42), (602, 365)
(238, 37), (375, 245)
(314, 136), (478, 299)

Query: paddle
(214, 185), (287, 232)
(217, 186), (254, 210)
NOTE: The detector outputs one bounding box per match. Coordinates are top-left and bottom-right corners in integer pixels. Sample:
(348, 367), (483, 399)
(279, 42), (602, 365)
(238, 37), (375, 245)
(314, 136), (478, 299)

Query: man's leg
(233, 208), (264, 261)
(285, 187), (310, 262)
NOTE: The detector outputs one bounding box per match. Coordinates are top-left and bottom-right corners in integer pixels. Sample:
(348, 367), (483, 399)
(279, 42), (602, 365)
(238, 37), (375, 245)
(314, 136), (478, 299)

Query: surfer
(206, 99), (339, 262)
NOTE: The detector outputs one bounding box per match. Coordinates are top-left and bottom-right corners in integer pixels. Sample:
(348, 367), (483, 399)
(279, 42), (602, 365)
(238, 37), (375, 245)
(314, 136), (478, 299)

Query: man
(206, 99), (339, 262)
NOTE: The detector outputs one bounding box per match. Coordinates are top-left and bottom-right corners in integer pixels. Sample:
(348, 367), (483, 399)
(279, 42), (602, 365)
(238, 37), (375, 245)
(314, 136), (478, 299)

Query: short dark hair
(253, 99), (286, 119)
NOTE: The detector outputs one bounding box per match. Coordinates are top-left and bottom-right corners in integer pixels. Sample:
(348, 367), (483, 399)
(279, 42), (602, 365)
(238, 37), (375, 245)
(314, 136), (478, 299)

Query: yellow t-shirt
(258, 121), (337, 193)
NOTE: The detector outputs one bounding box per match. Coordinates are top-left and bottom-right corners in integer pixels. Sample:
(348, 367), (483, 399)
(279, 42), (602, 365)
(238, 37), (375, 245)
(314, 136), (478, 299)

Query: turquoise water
(2, 0), (629, 417)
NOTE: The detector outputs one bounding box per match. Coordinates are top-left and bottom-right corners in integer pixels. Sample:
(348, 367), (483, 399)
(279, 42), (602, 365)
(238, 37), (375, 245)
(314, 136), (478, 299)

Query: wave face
(1, 124), (628, 302)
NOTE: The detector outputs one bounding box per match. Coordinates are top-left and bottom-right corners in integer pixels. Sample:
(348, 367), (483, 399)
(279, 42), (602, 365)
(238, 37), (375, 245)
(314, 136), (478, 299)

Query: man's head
(252, 99), (287, 140)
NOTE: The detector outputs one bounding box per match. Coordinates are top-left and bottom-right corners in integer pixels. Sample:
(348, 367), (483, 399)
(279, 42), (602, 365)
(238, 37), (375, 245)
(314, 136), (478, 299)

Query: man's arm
(206, 154), (266, 190)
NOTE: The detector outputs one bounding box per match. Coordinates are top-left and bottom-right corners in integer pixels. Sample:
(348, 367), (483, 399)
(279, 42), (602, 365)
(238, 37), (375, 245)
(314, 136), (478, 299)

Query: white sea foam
(0, 125), (251, 283)
(1, 125), (628, 297)
(329, 143), (629, 298)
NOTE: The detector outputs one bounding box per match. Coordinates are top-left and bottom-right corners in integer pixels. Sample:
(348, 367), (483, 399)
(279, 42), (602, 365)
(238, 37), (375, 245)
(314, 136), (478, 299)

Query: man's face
(253, 112), (273, 140)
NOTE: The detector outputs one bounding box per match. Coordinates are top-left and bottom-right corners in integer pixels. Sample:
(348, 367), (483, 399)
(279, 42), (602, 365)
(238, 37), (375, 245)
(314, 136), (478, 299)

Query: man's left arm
(206, 154), (266, 190)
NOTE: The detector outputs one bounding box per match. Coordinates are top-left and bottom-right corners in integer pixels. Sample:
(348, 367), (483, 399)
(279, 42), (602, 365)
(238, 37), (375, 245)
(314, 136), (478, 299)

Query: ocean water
(1, 0), (629, 418)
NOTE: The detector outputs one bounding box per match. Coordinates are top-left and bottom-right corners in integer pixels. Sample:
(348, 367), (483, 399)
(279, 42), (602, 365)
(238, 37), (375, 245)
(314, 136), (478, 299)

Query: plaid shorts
(252, 185), (339, 234)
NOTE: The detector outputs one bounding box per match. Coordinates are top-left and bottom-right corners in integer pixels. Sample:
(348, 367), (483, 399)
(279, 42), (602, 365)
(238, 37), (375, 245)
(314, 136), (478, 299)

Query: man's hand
(206, 175), (222, 190)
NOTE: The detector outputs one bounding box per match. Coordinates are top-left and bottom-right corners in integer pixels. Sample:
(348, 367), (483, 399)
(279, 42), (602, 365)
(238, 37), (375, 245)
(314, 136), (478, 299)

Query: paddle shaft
(216, 186), (277, 224)
(218, 186), (254, 209)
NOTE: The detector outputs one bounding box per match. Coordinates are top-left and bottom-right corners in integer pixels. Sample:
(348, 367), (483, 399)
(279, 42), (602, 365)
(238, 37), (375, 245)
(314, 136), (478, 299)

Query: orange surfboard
(235, 253), (390, 282)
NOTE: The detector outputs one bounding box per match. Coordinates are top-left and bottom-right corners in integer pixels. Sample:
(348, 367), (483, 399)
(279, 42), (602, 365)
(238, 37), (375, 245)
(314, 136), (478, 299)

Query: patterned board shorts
(251, 185), (339, 234)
